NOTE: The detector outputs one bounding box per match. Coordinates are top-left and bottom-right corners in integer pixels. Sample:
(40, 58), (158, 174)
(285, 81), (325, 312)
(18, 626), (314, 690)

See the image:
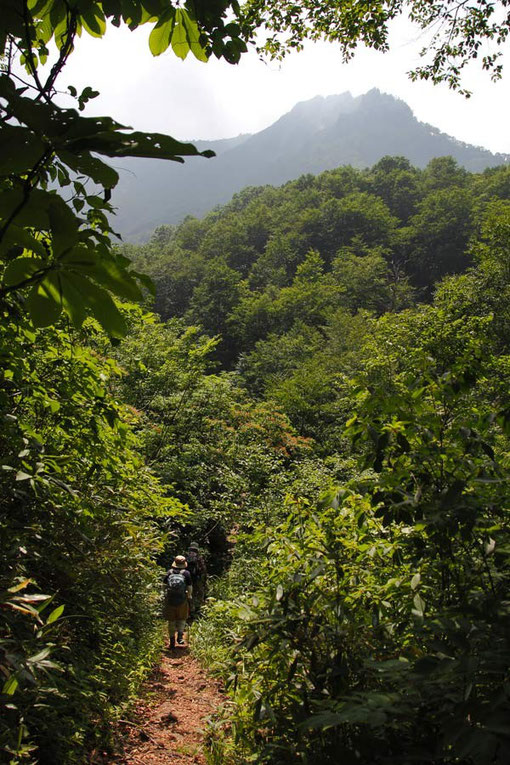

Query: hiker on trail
(163, 555), (192, 649)
(186, 541), (207, 617)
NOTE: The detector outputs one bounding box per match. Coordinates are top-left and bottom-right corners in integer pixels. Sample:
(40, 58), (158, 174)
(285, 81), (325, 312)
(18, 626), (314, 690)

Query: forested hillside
(112, 90), (509, 241)
(2, 1), (510, 764)
(120, 158), (510, 763)
(126, 156), (509, 373)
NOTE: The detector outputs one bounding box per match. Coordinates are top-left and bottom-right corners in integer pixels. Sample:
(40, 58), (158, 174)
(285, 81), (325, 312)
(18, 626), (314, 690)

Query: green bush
(197, 325), (510, 764)
(0, 314), (173, 763)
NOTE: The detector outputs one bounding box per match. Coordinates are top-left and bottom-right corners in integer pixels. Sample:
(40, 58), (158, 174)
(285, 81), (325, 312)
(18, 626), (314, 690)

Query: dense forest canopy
(127, 158), (510, 369)
(185, 164), (510, 764)
(1, 2), (510, 764)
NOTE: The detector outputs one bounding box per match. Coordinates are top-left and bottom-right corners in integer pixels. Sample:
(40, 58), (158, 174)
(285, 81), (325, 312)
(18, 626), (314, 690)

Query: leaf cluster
(241, 0), (510, 93)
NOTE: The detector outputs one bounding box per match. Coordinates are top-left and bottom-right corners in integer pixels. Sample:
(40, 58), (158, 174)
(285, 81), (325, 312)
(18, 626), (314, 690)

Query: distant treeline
(126, 156), (510, 369)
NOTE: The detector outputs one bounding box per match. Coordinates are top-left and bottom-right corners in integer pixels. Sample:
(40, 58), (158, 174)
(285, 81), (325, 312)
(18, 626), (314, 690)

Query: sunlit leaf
(149, 6), (175, 56)
(46, 604), (65, 624)
(2, 675), (19, 695)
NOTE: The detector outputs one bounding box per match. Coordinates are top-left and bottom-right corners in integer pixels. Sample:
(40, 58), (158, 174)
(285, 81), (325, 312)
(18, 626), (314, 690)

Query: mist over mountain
(112, 89), (508, 241)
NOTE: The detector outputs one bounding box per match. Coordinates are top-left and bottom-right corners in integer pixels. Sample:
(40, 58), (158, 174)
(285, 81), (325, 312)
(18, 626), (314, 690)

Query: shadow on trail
(166, 644), (190, 658)
(104, 641), (223, 764)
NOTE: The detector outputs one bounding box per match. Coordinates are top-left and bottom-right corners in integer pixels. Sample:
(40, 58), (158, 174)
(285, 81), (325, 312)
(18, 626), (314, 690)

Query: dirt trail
(107, 640), (223, 765)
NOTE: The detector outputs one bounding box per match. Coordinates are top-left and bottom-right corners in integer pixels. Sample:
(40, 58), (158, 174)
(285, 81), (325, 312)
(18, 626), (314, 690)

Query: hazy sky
(59, 16), (510, 154)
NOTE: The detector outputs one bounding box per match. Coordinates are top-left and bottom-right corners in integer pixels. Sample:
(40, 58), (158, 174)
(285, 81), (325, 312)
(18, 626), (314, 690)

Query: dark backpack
(165, 571), (187, 605)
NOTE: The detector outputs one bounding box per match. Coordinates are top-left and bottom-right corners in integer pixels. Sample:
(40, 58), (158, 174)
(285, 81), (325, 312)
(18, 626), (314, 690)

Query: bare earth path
(105, 641), (223, 765)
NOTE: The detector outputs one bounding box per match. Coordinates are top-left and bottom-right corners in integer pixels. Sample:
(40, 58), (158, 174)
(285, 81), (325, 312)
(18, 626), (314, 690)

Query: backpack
(187, 550), (205, 582)
(165, 571), (187, 606)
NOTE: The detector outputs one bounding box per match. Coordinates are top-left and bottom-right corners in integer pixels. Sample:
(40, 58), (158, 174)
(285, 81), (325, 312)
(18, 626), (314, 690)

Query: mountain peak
(112, 90), (508, 241)
(289, 91), (354, 113)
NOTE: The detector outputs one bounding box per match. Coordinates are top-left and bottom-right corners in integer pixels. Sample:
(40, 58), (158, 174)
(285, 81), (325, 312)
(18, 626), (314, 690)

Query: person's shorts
(163, 599), (189, 621)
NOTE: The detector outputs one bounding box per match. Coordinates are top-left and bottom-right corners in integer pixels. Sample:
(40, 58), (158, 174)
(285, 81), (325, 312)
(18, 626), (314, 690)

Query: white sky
(57, 16), (510, 154)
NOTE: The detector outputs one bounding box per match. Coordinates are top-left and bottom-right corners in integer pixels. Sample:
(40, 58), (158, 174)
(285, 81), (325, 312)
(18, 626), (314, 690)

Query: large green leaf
(48, 197), (80, 256)
(179, 8), (208, 62)
(86, 260), (143, 301)
(170, 9), (189, 60)
(69, 129), (215, 161)
(58, 272), (87, 328)
(0, 226), (47, 259)
(0, 187), (78, 236)
(3, 256), (47, 288)
(0, 126), (47, 175)
(80, 3), (107, 37)
(61, 247), (143, 301)
(26, 275), (62, 327)
(0, 76), (53, 133)
(0, 188), (50, 230)
(130, 269), (156, 295)
(56, 149), (119, 188)
(149, 6), (176, 56)
(60, 272), (127, 337)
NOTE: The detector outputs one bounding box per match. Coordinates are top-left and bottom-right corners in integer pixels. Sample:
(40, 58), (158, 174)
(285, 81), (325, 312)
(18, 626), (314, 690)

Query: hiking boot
(169, 636), (175, 649)
(177, 632), (185, 645)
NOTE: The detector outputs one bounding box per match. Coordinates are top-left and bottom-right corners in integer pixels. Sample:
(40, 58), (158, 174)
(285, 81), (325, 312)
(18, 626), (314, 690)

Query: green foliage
(0, 578), (65, 762)
(129, 157), (507, 374)
(299, 192), (399, 261)
(121, 153), (510, 765)
(368, 155), (421, 222)
(185, 261), (245, 365)
(0, 3), (334, 759)
(2, 4), (510, 763)
(241, 0), (510, 93)
(194, 224), (510, 763)
(200, 367), (510, 762)
(402, 185), (475, 288)
(329, 244), (414, 313)
(0, 73), (215, 335)
(0, 311), (173, 762)
(113, 312), (314, 564)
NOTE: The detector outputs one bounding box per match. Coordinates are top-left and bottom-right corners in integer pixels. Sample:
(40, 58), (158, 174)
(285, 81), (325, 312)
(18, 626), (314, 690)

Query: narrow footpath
(104, 642), (224, 765)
